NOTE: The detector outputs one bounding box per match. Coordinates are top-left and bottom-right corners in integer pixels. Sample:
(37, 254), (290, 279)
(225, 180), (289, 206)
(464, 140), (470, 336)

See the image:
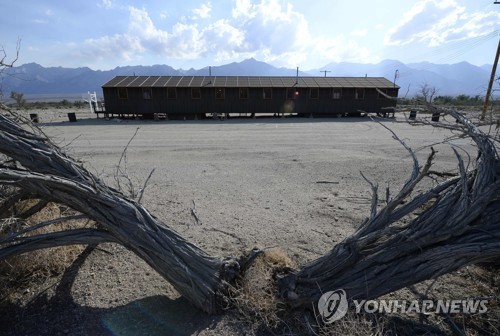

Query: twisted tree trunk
(0, 111), (238, 314)
(278, 110), (500, 309)
(0, 107), (499, 317)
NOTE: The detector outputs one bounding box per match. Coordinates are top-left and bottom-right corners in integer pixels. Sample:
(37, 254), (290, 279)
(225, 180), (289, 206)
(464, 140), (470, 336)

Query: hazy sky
(1, 0), (499, 70)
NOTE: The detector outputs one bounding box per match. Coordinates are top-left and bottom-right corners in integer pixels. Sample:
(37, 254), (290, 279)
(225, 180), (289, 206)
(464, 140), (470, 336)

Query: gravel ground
(2, 110), (498, 335)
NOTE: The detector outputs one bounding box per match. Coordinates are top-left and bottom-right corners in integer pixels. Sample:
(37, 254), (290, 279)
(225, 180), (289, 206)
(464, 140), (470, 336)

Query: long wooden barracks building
(101, 76), (399, 119)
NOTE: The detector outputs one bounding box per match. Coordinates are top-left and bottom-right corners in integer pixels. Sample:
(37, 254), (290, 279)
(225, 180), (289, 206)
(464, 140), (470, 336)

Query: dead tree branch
(0, 111), (238, 314)
(0, 39), (20, 70)
(0, 39), (21, 98)
(0, 104), (498, 321)
(277, 108), (500, 309)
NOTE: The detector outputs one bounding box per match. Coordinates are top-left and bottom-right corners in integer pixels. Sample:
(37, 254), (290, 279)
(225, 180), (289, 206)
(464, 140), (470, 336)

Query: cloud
(227, 0), (378, 66)
(203, 20), (246, 57)
(192, 2), (212, 19)
(76, 1), (379, 68)
(80, 34), (144, 62)
(128, 7), (169, 45)
(385, 0), (500, 46)
(311, 35), (379, 65)
(351, 29), (368, 37)
(227, 0), (315, 63)
(80, 7), (204, 61)
(33, 19), (49, 25)
(99, 0), (114, 9)
(159, 11), (168, 20)
(166, 23), (205, 59)
(33, 7), (54, 25)
(232, 0), (255, 19)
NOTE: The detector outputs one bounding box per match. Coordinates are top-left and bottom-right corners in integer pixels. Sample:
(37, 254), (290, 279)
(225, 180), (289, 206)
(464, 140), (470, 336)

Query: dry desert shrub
(229, 247), (499, 335)
(230, 247), (296, 329)
(229, 248), (423, 335)
(230, 251), (405, 336)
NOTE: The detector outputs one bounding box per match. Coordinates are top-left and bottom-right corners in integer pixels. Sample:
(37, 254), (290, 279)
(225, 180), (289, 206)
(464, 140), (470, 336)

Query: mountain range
(0, 58), (495, 101)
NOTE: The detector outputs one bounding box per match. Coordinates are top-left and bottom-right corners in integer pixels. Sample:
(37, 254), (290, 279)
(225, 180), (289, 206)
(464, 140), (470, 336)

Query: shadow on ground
(1, 294), (216, 336)
(37, 115), (395, 127)
(0, 246), (220, 336)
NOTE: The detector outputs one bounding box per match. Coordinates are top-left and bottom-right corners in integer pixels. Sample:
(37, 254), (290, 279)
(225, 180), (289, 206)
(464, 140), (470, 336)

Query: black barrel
(68, 112), (77, 122)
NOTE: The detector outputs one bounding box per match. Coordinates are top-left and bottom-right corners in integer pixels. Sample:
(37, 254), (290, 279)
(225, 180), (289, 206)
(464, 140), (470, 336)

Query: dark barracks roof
(102, 76), (399, 89)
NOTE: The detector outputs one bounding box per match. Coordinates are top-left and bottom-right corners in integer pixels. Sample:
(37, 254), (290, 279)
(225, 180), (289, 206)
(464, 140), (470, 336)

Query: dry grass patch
(0, 199), (94, 300)
(230, 247), (296, 328)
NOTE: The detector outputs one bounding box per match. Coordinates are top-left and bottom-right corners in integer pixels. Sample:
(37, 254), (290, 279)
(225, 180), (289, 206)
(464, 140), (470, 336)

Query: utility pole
(480, 38), (500, 121)
(480, 1), (500, 120)
(320, 70), (331, 77)
(393, 69), (399, 88)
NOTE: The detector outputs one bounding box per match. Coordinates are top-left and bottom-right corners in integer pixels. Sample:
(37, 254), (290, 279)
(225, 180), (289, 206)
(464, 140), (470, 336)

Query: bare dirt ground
(1, 108), (499, 335)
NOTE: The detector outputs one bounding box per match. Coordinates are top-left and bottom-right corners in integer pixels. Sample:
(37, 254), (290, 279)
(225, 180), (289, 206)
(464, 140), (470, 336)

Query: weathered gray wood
(0, 228), (116, 260)
(277, 109), (500, 309)
(0, 106), (499, 318)
(0, 111), (238, 314)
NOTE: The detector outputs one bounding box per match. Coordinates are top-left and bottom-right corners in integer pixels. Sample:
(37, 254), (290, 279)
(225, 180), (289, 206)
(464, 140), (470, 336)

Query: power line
(397, 30), (499, 78)
(354, 30), (500, 82)
(394, 29), (498, 71)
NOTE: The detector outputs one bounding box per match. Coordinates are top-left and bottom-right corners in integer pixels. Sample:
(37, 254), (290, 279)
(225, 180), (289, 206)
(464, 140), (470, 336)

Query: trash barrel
(409, 110), (417, 120)
(29, 113), (39, 123)
(67, 112), (77, 122)
(431, 112), (440, 122)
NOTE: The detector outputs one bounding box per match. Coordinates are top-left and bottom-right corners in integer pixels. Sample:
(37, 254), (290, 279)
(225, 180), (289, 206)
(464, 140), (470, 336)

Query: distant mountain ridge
(0, 58), (495, 100)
